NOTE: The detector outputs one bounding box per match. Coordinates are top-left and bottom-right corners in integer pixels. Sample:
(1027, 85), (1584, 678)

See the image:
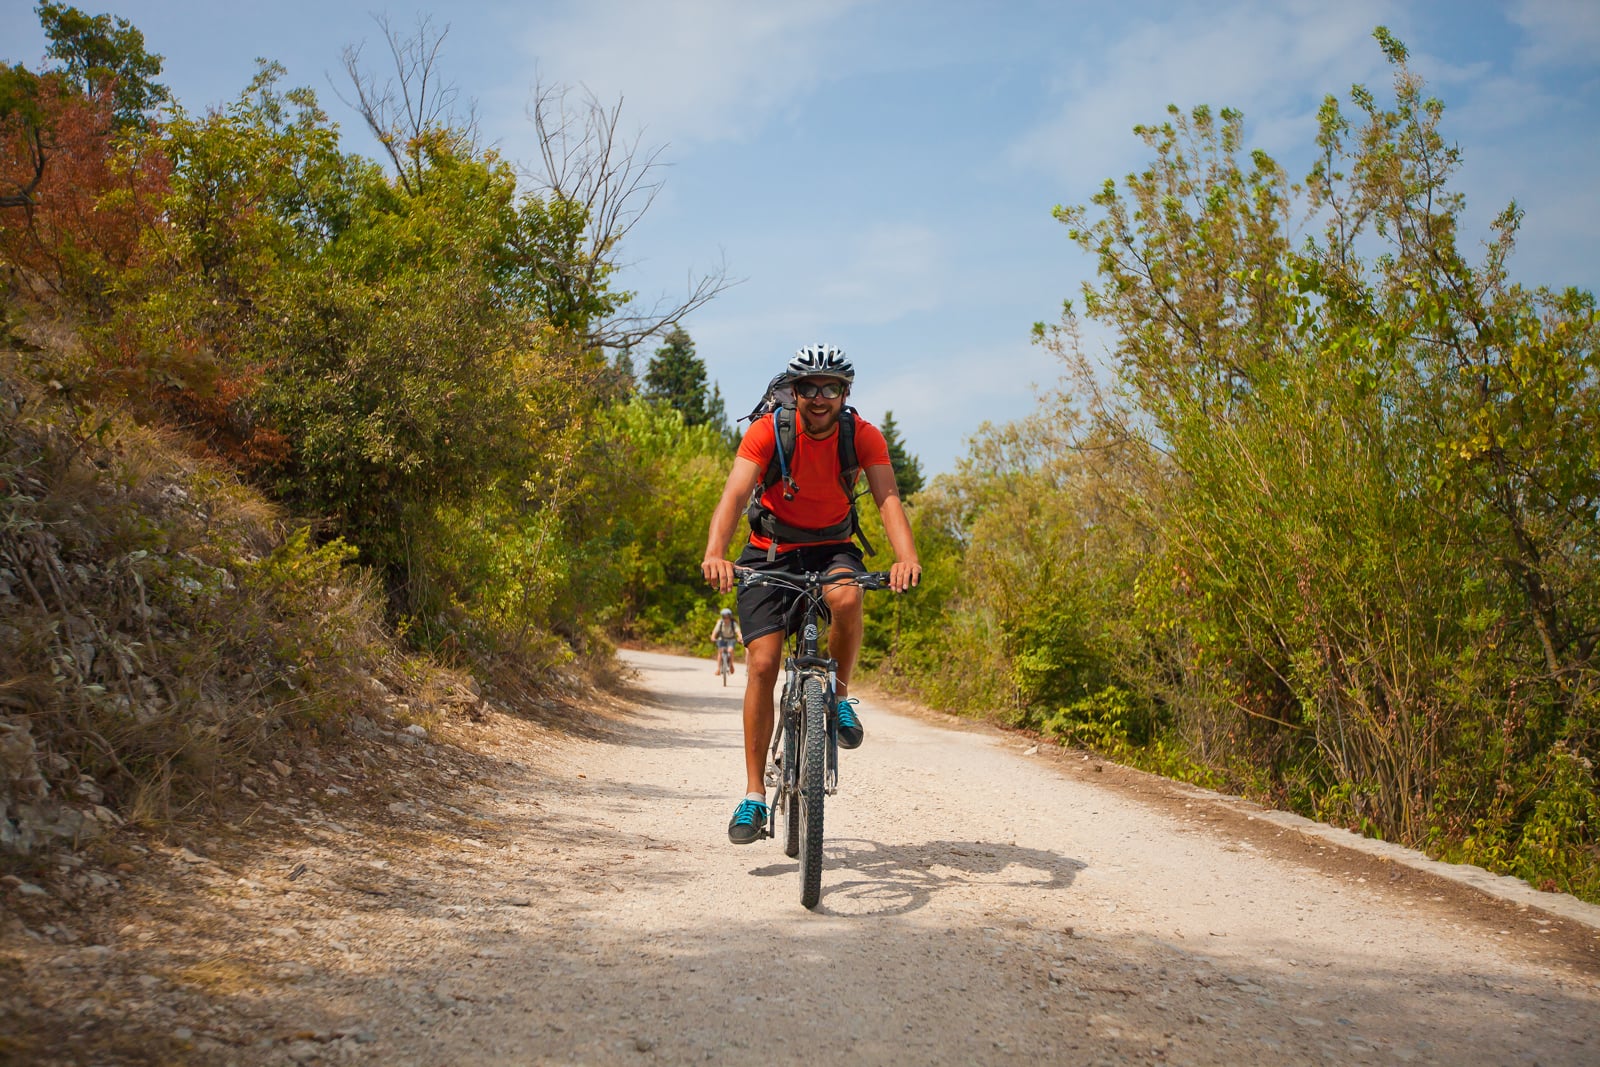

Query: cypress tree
(880, 410), (924, 499)
(644, 327), (711, 425)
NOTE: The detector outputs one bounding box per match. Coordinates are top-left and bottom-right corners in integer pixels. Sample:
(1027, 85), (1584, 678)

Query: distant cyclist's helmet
(787, 344), (854, 385)
(720, 608), (733, 616)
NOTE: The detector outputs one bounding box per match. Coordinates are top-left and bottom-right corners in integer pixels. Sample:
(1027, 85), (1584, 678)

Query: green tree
(95, 63), (364, 459)
(35, 2), (167, 128)
(704, 381), (729, 434)
(257, 138), (535, 598)
(644, 326), (721, 427)
(600, 396), (735, 639)
(0, 64), (54, 209)
(611, 346), (637, 392)
(879, 410), (924, 499)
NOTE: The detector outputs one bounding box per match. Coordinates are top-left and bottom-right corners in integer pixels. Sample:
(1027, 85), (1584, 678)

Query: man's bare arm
(702, 456), (762, 593)
(864, 464), (921, 593)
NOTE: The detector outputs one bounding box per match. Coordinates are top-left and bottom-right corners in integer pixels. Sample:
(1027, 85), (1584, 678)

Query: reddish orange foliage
(0, 80), (283, 467)
(0, 77), (170, 313)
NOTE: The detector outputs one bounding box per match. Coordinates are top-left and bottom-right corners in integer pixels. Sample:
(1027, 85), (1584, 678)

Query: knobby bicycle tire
(798, 674), (828, 908)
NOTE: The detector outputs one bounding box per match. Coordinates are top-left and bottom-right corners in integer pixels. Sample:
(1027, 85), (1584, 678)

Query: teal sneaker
(836, 697), (863, 749)
(727, 798), (769, 844)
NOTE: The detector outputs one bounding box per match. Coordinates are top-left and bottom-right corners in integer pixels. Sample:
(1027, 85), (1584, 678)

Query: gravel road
(24, 648), (1597, 1065)
(349, 648), (1597, 1066)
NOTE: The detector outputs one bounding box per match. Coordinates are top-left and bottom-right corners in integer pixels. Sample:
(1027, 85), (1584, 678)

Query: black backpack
(739, 373), (875, 561)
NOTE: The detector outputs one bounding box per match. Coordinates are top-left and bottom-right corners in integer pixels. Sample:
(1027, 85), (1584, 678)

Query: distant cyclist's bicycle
(715, 641), (736, 686)
(736, 565), (892, 909)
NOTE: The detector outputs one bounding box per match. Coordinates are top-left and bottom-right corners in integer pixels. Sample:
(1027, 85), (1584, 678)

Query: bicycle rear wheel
(798, 675), (827, 908)
(770, 681), (801, 857)
(781, 706), (800, 858)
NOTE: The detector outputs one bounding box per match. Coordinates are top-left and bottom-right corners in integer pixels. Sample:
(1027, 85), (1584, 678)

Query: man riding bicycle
(702, 344), (921, 844)
(709, 607), (742, 675)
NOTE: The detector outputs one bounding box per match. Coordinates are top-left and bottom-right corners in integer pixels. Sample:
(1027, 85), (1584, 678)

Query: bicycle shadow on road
(748, 838), (1084, 917)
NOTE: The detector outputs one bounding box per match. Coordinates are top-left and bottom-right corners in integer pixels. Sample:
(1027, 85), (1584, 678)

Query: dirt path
(12, 649), (1600, 1065)
(351, 649), (1600, 1065)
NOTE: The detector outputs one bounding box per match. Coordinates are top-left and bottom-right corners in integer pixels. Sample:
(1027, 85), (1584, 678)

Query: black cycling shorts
(735, 541), (866, 645)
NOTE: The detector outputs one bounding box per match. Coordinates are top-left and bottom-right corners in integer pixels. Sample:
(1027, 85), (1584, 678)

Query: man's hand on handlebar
(702, 556), (737, 594)
(888, 560), (922, 594)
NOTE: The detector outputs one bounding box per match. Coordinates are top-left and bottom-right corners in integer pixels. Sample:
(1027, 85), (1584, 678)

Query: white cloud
(1509, 0), (1600, 68)
(515, 0), (865, 145)
(1009, 1), (1391, 190)
(851, 338), (1062, 476)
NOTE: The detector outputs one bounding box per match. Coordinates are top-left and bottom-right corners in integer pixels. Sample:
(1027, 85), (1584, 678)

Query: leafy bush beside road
(869, 32), (1599, 902)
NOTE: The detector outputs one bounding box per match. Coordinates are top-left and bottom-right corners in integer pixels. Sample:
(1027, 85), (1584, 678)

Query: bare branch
(335, 14), (478, 195)
(592, 257), (734, 352)
(522, 80), (735, 350)
(0, 126), (46, 207)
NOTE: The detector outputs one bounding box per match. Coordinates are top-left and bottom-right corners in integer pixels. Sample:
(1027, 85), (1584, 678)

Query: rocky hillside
(0, 357), (614, 1061)
(0, 357), (583, 884)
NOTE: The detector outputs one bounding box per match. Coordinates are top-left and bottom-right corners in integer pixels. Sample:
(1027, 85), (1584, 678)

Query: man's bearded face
(795, 377), (847, 436)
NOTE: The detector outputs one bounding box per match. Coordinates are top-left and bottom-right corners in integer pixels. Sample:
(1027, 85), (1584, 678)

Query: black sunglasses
(794, 380), (845, 399)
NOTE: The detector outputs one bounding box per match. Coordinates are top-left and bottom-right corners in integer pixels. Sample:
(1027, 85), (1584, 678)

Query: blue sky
(5, 1), (1597, 476)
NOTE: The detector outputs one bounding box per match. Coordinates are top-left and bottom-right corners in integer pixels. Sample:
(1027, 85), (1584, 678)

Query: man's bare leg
(823, 571), (865, 700)
(742, 632), (784, 796)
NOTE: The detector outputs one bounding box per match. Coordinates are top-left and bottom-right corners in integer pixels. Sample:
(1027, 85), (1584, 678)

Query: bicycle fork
(823, 665), (840, 795)
(761, 660), (841, 839)
(787, 657), (841, 796)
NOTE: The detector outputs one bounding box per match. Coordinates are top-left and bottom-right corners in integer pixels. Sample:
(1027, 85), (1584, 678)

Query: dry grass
(171, 954), (271, 997)
(2, 336), (613, 873)
(0, 363), (447, 863)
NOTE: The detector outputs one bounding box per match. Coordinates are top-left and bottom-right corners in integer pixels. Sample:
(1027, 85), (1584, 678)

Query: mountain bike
(736, 565), (892, 909)
(715, 641), (736, 686)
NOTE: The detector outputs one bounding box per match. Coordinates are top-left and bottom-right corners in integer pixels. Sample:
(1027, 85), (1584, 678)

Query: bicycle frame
(776, 586), (842, 795)
(759, 568), (879, 784)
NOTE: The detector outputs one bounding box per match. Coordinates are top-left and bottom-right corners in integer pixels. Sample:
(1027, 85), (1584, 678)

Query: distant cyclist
(709, 607), (741, 675)
(701, 344), (921, 844)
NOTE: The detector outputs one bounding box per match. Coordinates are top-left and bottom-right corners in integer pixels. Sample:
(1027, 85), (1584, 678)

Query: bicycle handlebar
(734, 566), (893, 592)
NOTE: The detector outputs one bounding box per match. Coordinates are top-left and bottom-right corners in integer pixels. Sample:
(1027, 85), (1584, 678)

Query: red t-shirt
(738, 413), (891, 552)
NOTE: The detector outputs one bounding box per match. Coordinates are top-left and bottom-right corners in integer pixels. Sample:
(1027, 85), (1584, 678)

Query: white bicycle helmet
(720, 607), (732, 616)
(787, 343), (855, 384)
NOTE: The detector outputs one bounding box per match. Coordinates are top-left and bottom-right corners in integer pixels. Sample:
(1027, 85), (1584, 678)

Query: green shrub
(1511, 746), (1600, 897)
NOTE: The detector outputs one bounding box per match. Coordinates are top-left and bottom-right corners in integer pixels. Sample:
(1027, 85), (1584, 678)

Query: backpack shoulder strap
(835, 408), (875, 557)
(762, 407), (798, 494)
(836, 407), (860, 489)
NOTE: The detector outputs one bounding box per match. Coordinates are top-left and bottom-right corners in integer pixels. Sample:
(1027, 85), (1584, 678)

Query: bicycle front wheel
(798, 674), (828, 908)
